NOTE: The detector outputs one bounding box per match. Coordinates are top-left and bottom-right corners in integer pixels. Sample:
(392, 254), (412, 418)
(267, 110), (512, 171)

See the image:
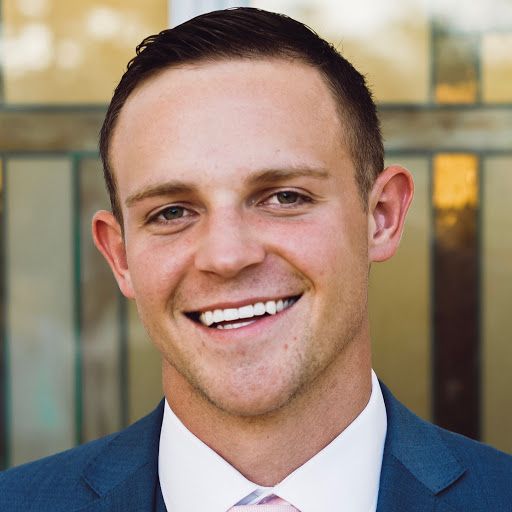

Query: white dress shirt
(158, 370), (387, 512)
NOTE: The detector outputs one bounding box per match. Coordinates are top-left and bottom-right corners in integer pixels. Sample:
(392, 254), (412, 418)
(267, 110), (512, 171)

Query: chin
(200, 380), (299, 418)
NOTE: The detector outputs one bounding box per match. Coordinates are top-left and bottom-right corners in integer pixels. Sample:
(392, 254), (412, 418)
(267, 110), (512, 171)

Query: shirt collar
(158, 370), (387, 512)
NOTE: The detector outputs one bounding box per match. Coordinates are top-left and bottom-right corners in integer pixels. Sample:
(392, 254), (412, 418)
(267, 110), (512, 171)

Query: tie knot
(229, 494), (300, 511)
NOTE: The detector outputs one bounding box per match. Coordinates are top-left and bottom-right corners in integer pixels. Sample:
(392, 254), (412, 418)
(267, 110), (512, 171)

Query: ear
(92, 210), (135, 299)
(368, 165), (414, 262)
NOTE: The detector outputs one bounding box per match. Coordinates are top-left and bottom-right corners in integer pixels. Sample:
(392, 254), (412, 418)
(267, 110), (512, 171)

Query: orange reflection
(436, 82), (477, 103)
(434, 154), (478, 210)
(434, 154), (479, 251)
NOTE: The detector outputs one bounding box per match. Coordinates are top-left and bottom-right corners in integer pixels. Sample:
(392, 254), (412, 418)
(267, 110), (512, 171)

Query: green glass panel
(435, 34), (478, 103)
(482, 156), (512, 454)
(370, 157), (431, 420)
(7, 157), (75, 465)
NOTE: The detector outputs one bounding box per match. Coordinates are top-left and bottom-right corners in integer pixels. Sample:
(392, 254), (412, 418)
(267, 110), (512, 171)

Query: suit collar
(78, 385), (467, 511)
(377, 383), (465, 511)
(79, 400), (165, 510)
(380, 382), (465, 493)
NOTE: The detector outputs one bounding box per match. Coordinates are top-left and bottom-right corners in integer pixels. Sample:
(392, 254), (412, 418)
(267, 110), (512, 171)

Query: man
(1, 7), (510, 511)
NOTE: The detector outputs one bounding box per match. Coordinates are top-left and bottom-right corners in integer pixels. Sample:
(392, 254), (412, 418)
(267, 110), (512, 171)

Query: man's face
(108, 59), (371, 416)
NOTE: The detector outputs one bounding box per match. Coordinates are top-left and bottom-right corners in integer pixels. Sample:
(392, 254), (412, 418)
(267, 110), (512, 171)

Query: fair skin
(93, 59), (413, 486)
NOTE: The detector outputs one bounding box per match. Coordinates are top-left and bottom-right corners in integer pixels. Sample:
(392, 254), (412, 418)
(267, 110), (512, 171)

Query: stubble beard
(163, 304), (367, 422)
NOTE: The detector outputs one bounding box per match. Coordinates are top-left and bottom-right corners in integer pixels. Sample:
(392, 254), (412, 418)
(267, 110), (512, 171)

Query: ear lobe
(92, 210), (135, 299)
(368, 165), (414, 262)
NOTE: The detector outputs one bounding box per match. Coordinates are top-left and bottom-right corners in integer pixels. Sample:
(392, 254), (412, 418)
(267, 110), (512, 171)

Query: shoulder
(0, 399), (164, 511)
(437, 425), (512, 499)
(0, 432), (116, 510)
(380, 381), (512, 509)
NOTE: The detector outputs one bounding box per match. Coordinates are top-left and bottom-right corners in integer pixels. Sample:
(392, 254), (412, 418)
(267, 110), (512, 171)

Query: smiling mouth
(185, 295), (301, 330)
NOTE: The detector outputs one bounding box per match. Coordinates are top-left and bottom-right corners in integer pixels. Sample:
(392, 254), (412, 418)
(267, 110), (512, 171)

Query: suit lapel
(78, 400), (165, 512)
(155, 478), (168, 512)
(377, 453), (437, 512)
(377, 383), (465, 512)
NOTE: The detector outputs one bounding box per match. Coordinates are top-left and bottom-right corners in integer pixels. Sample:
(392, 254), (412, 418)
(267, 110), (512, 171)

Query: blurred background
(0, 0), (511, 468)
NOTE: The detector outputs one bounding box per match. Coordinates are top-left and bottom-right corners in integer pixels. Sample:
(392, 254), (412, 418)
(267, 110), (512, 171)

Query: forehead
(110, 58), (351, 195)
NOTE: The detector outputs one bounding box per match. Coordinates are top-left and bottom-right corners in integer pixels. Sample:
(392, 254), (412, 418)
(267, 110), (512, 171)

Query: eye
(261, 190), (313, 208)
(148, 204), (195, 225)
(160, 205), (187, 220)
(276, 191), (300, 204)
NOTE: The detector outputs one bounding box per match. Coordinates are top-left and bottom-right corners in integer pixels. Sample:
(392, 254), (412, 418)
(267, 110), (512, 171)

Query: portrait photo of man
(0, 5), (511, 512)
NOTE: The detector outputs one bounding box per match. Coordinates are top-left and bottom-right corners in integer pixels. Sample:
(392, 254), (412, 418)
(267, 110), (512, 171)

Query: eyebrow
(125, 182), (196, 207)
(125, 167), (330, 207)
(246, 167), (330, 186)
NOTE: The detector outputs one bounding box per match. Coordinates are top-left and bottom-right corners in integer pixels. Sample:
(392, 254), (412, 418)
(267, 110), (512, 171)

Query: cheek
(126, 235), (194, 302)
(263, 213), (367, 281)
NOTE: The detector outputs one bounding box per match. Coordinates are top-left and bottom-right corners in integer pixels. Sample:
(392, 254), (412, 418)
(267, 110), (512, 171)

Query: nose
(194, 209), (266, 278)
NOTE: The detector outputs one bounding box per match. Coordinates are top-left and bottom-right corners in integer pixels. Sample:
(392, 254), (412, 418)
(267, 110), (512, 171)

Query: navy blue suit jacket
(1, 383), (511, 511)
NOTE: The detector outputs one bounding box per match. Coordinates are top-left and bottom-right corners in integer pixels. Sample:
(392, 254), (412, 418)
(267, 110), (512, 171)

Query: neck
(163, 338), (372, 486)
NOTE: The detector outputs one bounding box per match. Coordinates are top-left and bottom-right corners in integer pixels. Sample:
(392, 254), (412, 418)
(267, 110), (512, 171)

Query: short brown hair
(100, 7), (384, 223)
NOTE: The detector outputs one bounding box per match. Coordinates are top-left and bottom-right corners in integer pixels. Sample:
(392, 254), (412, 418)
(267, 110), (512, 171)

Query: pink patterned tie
(228, 494), (300, 511)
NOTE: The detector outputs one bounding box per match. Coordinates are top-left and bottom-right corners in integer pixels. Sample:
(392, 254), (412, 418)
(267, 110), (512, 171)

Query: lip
(185, 294), (302, 339)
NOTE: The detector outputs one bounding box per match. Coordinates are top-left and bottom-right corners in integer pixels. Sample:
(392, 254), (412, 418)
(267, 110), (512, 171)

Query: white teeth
(200, 311), (215, 326)
(265, 301), (277, 315)
(224, 308), (239, 321)
(253, 302), (266, 316)
(238, 305), (254, 319)
(216, 320), (254, 330)
(195, 296), (298, 327)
